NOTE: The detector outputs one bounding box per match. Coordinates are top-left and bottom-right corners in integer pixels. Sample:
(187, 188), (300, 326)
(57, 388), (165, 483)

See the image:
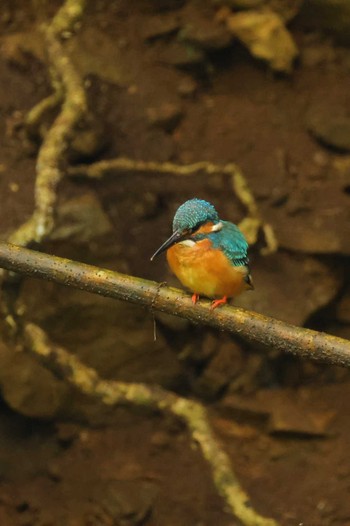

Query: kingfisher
(151, 198), (253, 309)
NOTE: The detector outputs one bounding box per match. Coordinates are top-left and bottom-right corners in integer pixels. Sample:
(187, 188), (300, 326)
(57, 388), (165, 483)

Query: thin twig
(0, 242), (349, 367)
(24, 322), (277, 526)
(68, 157), (278, 254)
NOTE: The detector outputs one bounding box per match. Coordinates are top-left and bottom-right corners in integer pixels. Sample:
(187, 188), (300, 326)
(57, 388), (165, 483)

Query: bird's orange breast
(166, 239), (249, 299)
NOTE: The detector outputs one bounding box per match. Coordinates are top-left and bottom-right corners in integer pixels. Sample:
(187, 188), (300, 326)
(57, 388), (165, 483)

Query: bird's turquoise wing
(209, 221), (249, 267)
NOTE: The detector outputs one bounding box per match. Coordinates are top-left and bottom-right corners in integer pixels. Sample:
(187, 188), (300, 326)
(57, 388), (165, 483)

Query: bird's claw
(211, 296), (228, 310)
(191, 293), (199, 305)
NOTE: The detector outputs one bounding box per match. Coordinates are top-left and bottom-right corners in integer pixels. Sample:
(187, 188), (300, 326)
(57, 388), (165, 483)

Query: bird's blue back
(193, 221), (249, 267)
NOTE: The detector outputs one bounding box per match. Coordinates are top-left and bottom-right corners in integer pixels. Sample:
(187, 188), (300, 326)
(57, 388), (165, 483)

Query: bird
(150, 198), (253, 309)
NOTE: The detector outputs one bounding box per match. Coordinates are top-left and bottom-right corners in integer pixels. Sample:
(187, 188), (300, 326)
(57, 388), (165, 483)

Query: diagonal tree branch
(0, 242), (349, 367)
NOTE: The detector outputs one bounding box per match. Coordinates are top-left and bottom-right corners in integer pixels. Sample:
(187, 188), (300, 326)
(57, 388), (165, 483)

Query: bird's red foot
(191, 293), (200, 305)
(211, 296), (228, 310)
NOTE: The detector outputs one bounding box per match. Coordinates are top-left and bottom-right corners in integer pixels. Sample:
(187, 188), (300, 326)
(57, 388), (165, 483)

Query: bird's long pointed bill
(150, 230), (183, 261)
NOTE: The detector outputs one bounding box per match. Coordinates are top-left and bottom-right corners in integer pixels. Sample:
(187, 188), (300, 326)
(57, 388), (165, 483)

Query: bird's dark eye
(183, 221), (205, 237)
(190, 222), (205, 234)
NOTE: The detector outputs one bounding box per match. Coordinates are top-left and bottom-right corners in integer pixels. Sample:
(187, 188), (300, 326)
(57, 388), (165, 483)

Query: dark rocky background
(0, 1), (350, 524)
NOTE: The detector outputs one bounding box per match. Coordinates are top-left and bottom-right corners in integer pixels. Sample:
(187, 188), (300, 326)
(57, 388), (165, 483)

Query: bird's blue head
(151, 198), (220, 260)
(172, 198), (219, 233)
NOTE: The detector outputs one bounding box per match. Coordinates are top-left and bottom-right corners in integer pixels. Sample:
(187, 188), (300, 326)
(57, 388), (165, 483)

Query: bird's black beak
(150, 229), (185, 261)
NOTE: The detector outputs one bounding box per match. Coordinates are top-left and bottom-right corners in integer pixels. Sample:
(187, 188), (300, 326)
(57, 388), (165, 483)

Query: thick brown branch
(0, 242), (349, 366)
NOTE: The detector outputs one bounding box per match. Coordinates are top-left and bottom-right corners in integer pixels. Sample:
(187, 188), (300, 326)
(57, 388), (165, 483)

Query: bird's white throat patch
(179, 239), (196, 247)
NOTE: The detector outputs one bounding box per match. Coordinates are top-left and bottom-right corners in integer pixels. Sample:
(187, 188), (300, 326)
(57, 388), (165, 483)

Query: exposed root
(9, 0), (87, 247)
(232, 170), (278, 253)
(25, 89), (63, 139)
(24, 321), (278, 526)
(2, 0), (88, 345)
(68, 157), (278, 254)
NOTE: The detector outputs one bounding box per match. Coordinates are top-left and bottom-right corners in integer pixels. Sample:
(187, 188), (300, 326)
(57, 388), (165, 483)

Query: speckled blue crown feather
(173, 199), (219, 232)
